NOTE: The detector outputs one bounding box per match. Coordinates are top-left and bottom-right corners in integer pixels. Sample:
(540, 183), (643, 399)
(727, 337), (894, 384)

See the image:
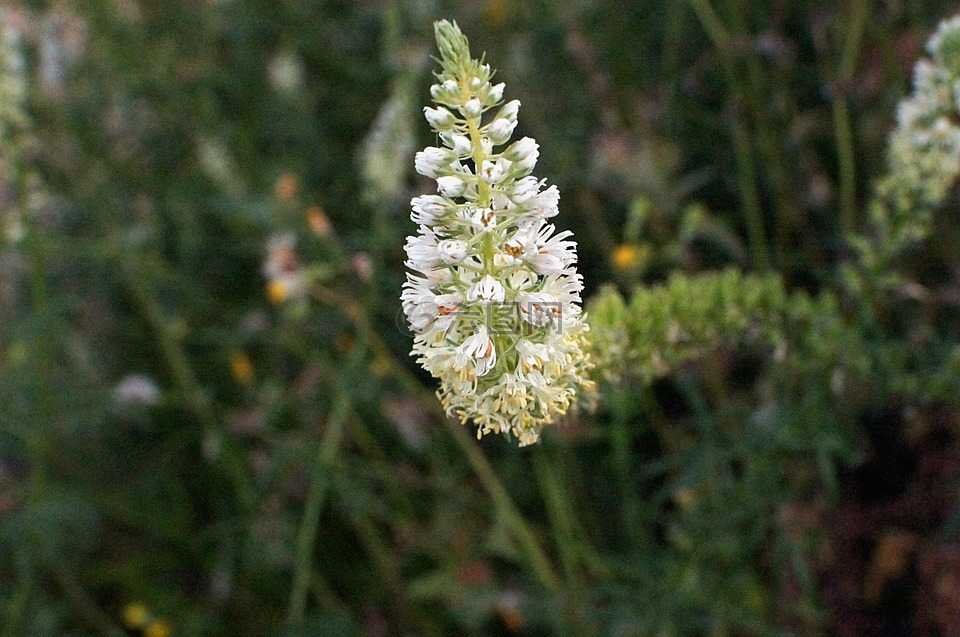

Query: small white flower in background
(113, 374), (161, 407)
(402, 20), (594, 446)
(267, 50), (305, 94)
(880, 15), (960, 213)
(362, 79), (415, 203)
(263, 233), (308, 303)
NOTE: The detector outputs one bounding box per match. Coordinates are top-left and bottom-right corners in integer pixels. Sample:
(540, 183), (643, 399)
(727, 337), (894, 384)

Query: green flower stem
(344, 410), (417, 520)
(532, 446), (584, 590)
(532, 447), (595, 635)
(53, 567), (127, 637)
(313, 285), (562, 592)
(121, 262), (257, 514)
(609, 391), (643, 544)
(833, 0), (869, 234)
(833, 97), (857, 233)
(481, 232), (495, 275)
(444, 417), (562, 591)
(725, 70), (770, 270)
(7, 116), (54, 506)
(22, 199), (53, 503)
(735, 22), (800, 262)
(13, 137), (59, 637)
(687, 0), (730, 46)
(468, 114), (496, 275)
(688, 0), (771, 270)
(287, 343), (365, 634)
(342, 504), (444, 637)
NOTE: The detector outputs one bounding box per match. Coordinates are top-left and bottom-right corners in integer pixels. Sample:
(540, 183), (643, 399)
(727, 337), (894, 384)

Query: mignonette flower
(871, 13), (960, 247)
(402, 20), (594, 446)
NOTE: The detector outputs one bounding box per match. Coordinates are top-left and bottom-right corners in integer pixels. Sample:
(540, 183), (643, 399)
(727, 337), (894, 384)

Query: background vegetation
(3, 0), (960, 635)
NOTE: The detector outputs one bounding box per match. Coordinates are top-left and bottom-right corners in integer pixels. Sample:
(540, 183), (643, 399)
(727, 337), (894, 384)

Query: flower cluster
(0, 9), (29, 248)
(0, 9), (26, 146)
(867, 15), (960, 257)
(401, 20), (593, 446)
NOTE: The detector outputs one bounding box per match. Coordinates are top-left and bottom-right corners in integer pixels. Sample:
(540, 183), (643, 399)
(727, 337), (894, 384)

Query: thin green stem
(688, 0), (770, 269)
(342, 504), (444, 636)
(725, 73), (770, 270)
(287, 344), (365, 633)
(834, 97), (857, 234)
(10, 125), (55, 504)
(445, 422), (562, 591)
(610, 391), (642, 545)
(344, 410), (417, 520)
(468, 115), (496, 275)
(53, 568), (127, 637)
(23, 211), (53, 501)
(122, 264), (258, 514)
(532, 447), (594, 635)
(313, 285), (562, 592)
(833, 0), (869, 234)
(532, 447), (583, 590)
(688, 0), (732, 49)
(660, 1), (687, 133)
(731, 2), (799, 265)
(837, 0), (869, 88)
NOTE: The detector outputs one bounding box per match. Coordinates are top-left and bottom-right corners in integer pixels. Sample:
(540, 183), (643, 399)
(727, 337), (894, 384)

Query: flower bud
(430, 79), (461, 105)
(513, 150), (540, 176)
(462, 98), (483, 118)
(486, 118), (516, 145)
(495, 99), (520, 123)
(441, 132), (472, 155)
(504, 137), (538, 162)
(437, 175), (467, 197)
(415, 147), (453, 178)
(424, 106), (456, 130)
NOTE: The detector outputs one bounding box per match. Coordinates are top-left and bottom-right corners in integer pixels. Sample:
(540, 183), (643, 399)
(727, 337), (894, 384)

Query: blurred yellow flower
(611, 243), (641, 270)
(485, 0), (507, 23)
(369, 355), (391, 377)
(145, 619), (173, 637)
(121, 602), (149, 629)
(266, 279), (288, 304)
(673, 487), (697, 510)
(231, 352), (254, 385)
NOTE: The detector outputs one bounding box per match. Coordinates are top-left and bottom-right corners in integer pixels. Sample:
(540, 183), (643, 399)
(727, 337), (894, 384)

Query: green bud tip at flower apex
(930, 16), (960, 76)
(434, 20), (473, 75)
(401, 20), (595, 446)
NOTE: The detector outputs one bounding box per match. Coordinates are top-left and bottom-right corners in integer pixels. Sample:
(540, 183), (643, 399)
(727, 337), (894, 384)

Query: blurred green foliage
(3, 1), (960, 636)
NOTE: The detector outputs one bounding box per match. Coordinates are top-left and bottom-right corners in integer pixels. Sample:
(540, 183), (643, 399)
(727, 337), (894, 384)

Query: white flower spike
(402, 19), (594, 446)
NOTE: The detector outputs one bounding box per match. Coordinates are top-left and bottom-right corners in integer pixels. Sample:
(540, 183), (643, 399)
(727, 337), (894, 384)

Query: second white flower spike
(402, 20), (594, 446)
